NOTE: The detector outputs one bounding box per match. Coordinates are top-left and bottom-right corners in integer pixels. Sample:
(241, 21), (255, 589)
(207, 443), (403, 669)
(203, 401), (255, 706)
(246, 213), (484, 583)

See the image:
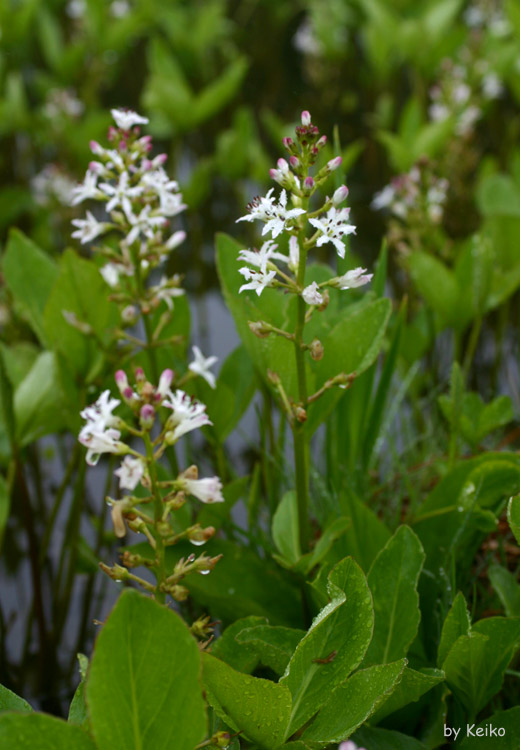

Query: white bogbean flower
(236, 188), (306, 239)
(309, 207), (356, 259)
(302, 281), (324, 306)
(111, 108), (149, 130)
(189, 346), (218, 389)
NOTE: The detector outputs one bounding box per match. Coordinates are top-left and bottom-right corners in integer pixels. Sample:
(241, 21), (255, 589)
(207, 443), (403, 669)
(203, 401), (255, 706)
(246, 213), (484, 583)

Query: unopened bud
(189, 525), (215, 545)
(333, 185), (349, 206)
(310, 338), (324, 361)
(303, 176), (315, 193)
(213, 730), (232, 748)
(277, 157), (289, 172)
(301, 110), (311, 126)
(135, 367), (145, 383)
(282, 136), (294, 150)
(115, 369), (129, 394)
(249, 320), (271, 338)
(99, 562), (129, 582)
(139, 404), (155, 430)
(121, 305), (138, 324)
(289, 155), (300, 168)
(157, 368), (174, 397)
(327, 156), (343, 172)
(316, 135), (327, 148)
(294, 405), (307, 423)
(167, 584), (189, 602)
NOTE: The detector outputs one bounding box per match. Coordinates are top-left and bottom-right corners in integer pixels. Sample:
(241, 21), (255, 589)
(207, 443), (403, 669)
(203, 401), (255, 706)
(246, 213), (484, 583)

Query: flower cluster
(372, 163), (449, 225)
(79, 367), (223, 602)
(429, 48), (504, 138)
(71, 108), (186, 301)
(236, 112), (368, 304)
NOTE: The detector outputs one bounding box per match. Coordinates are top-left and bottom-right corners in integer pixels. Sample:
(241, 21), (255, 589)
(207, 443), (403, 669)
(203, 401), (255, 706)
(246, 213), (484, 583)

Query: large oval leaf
(86, 589), (206, 750)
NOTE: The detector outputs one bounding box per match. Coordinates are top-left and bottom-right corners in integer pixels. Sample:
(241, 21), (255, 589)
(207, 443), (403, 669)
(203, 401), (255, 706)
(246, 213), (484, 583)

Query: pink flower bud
(89, 140), (103, 155)
(269, 168), (278, 180)
(139, 404), (155, 430)
(301, 110), (311, 126)
(317, 135), (327, 148)
(289, 155), (300, 167)
(277, 158), (289, 172)
(304, 176), (315, 189)
(327, 156), (343, 172)
(157, 368), (174, 397)
(115, 370), (129, 393)
(333, 185), (349, 205)
(135, 367), (145, 383)
(282, 137), (294, 148)
(123, 387), (134, 400)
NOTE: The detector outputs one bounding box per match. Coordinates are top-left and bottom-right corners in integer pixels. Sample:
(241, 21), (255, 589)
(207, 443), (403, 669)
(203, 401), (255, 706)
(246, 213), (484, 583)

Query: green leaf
(508, 495), (520, 545)
(68, 655), (88, 729)
(44, 249), (118, 377)
(14, 352), (70, 446)
(86, 590), (206, 750)
(363, 526), (425, 666)
(0, 684), (32, 713)
(202, 652), (292, 749)
(437, 592), (471, 667)
(290, 517), (350, 576)
(0, 713), (95, 749)
(0, 471), (10, 553)
(338, 490), (391, 572)
(477, 173), (520, 218)
(272, 491), (301, 563)
(460, 707), (520, 748)
(0, 347), (16, 453)
(443, 617), (520, 717)
(2, 229), (58, 346)
(369, 667), (445, 724)
(309, 297), (391, 434)
(352, 725), (427, 750)
(488, 565), (520, 617)
(192, 58), (249, 126)
(211, 616), (267, 673)
(301, 659), (406, 743)
(202, 345), (256, 440)
(236, 625), (306, 676)
(407, 252), (464, 330)
(281, 557), (374, 737)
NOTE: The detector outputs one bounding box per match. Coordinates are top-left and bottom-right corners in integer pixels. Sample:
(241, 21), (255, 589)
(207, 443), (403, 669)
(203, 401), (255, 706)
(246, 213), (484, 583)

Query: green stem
(462, 316), (482, 383)
(144, 433), (166, 604)
(292, 202), (310, 552)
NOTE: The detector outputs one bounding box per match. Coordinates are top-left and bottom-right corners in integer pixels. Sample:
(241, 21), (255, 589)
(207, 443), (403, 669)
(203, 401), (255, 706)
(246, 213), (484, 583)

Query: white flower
(429, 102), (450, 122)
(152, 275), (185, 311)
(99, 170), (143, 215)
(302, 281), (324, 306)
(309, 207), (356, 258)
(332, 267), (373, 290)
(456, 105), (481, 136)
(163, 390), (212, 442)
(482, 72), (503, 100)
(183, 476), (224, 504)
(238, 267), (276, 296)
(71, 211), (111, 244)
(236, 188), (305, 238)
(71, 170), (102, 205)
(110, 0), (130, 18)
(338, 741), (366, 750)
(79, 427), (125, 466)
(111, 108), (149, 130)
(189, 346), (218, 389)
(115, 456), (145, 491)
(237, 240), (286, 273)
(142, 169), (186, 217)
(80, 390), (120, 431)
(100, 263), (121, 288)
(125, 205), (166, 245)
(371, 184), (395, 211)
